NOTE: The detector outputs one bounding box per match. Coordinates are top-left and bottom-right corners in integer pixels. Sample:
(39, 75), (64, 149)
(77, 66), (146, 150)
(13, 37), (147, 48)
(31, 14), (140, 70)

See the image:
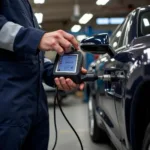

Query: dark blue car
(82, 6), (150, 150)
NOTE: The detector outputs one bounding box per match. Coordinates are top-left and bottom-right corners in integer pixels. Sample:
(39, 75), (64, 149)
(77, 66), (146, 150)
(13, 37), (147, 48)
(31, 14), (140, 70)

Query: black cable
(52, 90), (58, 150)
(56, 88), (84, 150)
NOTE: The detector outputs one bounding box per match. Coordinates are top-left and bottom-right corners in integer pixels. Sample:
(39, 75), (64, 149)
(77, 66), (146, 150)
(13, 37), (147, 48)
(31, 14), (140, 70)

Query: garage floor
(47, 95), (113, 150)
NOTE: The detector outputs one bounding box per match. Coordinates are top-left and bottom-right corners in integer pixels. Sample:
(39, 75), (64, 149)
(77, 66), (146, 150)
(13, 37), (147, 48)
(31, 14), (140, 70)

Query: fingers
(54, 78), (63, 90)
(53, 43), (64, 55)
(79, 83), (85, 90)
(55, 77), (78, 91)
(58, 37), (72, 53)
(66, 78), (78, 90)
(59, 77), (70, 91)
(55, 77), (85, 91)
(55, 77), (70, 91)
(58, 30), (79, 50)
(81, 67), (87, 74)
(39, 30), (79, 53)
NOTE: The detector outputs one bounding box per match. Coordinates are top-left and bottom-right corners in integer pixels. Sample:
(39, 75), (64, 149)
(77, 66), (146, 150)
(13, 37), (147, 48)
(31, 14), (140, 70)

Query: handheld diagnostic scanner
(53, 49), (98, 84)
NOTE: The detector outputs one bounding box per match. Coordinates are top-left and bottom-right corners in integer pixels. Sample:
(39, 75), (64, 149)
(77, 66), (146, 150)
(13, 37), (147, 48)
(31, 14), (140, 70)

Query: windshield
(139, 11), (150, 36)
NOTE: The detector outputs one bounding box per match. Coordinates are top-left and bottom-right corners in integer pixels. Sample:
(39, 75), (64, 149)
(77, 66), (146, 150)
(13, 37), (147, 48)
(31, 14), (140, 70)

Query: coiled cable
(52, 88), (84, 150)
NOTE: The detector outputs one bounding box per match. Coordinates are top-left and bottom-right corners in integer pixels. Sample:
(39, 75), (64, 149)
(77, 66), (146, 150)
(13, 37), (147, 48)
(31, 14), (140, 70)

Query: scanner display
(57, 55), (77, 72)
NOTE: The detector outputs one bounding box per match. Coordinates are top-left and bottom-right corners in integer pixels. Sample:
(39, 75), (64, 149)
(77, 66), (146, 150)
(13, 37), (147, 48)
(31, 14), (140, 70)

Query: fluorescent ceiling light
(96, 17), (125, 25)
(96, 18), (109, 25)
(96, 0), (109, 5)
(143, 18), (150, 27)
(71, 25), (81, 33)
(74, 4), (80, 17)
(34, 0), (45, 4)
(79, 13), (93, 24)
(110, 17), (125, 24)
(34, 13), (43, 24)
(77, 35), (86, 41)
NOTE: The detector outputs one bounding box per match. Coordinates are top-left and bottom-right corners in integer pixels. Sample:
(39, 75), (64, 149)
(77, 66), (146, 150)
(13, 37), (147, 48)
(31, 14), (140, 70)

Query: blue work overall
(0, 0), (54, 149)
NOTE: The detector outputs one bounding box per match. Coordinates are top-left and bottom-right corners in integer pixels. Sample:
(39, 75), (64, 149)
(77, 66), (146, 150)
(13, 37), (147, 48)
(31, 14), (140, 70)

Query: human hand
(54, 67), (87, 91)
(38, 30), (79, 55)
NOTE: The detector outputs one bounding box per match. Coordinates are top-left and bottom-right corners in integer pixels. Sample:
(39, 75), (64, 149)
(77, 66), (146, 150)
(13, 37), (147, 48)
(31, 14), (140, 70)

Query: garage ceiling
(29, 0), (149, 31)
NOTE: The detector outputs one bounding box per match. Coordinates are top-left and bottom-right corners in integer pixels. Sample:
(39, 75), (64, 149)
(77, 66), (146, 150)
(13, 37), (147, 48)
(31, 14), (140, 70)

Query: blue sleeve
(14, 27), (45, 55)
(0, 15), (45, 55)
(43, 59), (55, 87)
(0, 15), (7, 27)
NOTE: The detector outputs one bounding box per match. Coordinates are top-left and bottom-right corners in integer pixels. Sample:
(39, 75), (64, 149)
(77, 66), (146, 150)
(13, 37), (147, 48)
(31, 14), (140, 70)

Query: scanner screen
(57, 55), (77, 72)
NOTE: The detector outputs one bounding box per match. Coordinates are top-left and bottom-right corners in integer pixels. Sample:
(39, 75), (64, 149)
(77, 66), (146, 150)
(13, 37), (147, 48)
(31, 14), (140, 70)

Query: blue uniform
(0, 0), (54, 149)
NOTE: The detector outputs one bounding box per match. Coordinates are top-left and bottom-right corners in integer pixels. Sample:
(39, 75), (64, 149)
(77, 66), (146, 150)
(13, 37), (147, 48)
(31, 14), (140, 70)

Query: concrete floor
(47, 95), (113, 150)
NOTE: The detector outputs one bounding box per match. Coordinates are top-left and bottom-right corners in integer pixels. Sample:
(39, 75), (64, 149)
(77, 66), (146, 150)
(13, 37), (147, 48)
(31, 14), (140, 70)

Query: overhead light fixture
(76, 35), (86, 41)
(71, 25), (81, 33)
(74, 4), (80, 17)
(96, 17), (125, 25)
(109, 17), (125, 24)
(96, 18), (109, 25)
(34, 13), (43, 24)
(143, 18), (150, 27)
(96, 0), (109, 6)
(79, 13), (93, 24)
(34, 0), (45, 4)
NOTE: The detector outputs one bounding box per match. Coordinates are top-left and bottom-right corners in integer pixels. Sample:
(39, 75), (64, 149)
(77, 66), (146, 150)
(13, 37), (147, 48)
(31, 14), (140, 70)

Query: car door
(98, 16), (131, 141)
(113, 14), (135, 149)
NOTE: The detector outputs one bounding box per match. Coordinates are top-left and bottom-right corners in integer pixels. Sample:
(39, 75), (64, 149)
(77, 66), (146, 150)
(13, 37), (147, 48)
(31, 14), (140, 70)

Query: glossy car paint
(86, 6), (150, 150)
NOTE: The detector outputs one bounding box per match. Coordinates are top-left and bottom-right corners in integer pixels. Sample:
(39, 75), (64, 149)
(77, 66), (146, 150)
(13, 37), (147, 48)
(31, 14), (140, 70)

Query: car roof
(135, 6), (150, 15)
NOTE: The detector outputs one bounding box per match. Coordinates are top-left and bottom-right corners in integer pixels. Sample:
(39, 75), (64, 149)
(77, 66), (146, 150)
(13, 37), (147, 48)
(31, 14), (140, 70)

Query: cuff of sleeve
(14, 27), (45, 55)
(43, 62), (55, 87)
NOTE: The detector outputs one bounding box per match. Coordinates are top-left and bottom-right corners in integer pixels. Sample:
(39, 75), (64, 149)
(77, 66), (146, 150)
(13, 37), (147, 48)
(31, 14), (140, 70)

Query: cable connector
(98, 74), (125, 81)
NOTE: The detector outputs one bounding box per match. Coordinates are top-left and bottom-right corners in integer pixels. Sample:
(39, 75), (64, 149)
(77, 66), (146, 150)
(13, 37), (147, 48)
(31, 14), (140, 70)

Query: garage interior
(30, 0), (150, 150)
(27, 0), (149, 150)
(30, 0), (149, 60)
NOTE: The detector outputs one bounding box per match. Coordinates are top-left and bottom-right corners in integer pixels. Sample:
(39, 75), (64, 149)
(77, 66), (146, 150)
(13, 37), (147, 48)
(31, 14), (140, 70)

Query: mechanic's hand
(54, 67), (87, 91)
(39, 30), (79, 55)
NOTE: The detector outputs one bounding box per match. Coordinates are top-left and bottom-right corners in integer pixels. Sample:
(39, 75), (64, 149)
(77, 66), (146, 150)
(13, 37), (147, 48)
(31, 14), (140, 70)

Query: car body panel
(87, 6), (150, 150)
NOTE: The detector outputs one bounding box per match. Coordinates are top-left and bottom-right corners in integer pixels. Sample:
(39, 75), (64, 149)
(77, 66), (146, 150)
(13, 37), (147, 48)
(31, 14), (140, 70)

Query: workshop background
(29, 0), (149, 150)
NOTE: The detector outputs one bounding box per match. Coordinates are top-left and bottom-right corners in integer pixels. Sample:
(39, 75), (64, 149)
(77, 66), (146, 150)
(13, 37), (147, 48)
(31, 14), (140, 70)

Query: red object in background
(94, 54), (99, 60)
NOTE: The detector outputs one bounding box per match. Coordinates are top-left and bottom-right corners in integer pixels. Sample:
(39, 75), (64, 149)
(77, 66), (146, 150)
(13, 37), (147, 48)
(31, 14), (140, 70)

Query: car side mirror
(80, 33), (116, 57)
(114, 52), (134, 63)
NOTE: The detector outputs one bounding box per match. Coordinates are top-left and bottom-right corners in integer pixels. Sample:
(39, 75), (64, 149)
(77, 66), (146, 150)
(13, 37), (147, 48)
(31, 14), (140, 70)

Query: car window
(118, 15), (132, 47)
(109, 25), (124, 50)
(109, 17), (129, 50)
(139, 11), (150, 36)
(109, 25), (121, 43)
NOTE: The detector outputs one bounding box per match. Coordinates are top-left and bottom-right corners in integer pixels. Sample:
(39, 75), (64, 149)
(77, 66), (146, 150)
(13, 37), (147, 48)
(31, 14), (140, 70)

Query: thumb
(81, 67), (87, 74)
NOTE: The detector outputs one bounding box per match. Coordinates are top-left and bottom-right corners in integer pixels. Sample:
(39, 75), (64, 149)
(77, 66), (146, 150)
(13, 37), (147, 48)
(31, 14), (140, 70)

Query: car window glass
(118, 16), (131, 47)
(109, 17), (129, 50)
(109, 25), (121, 43)
(140, 11), (150, 36)
(109, 25), (123, 50)
(109, 14), (133, 51)
(123, 15), (133, 46)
